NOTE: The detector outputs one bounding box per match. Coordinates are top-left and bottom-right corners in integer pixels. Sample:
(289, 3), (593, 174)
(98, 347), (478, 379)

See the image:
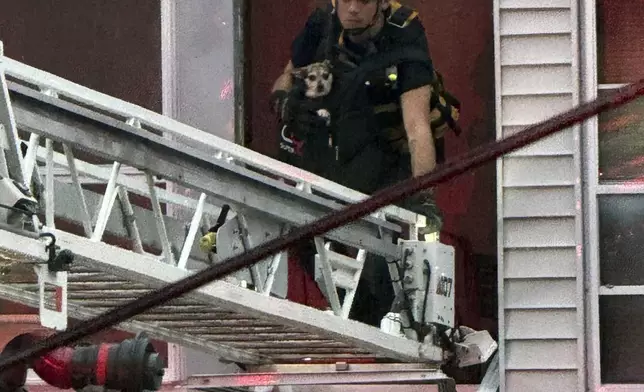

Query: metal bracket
(36, 232), (69, 330)
(39, 232), (74, 272)
(399, 240), (455, 329)
(215, 212), (288, 297)
(452, 326), (498, 368)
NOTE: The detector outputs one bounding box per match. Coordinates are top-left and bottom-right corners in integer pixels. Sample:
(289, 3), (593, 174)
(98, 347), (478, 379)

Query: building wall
(0, 0), (162, 113)
(494, 0), (584, 391)
(0, 0), (180, 387)
(1, 0), (500, 389)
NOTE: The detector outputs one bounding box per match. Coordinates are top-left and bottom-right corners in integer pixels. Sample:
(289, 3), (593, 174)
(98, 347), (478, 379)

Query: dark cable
(0, 79), (642, 371)
(0, 203), (35, 217)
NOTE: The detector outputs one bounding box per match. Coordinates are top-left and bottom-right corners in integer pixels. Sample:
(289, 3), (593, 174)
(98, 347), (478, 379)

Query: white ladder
(0, 45), (455, 370)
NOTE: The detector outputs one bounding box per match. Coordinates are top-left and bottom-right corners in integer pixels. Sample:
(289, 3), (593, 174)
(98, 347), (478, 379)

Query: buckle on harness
(387, 16), (406, 29)
(387, 5), (416, 28)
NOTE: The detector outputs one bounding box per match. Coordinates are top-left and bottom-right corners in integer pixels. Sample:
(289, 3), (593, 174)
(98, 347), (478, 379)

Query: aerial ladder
(0, 41), (498, 391)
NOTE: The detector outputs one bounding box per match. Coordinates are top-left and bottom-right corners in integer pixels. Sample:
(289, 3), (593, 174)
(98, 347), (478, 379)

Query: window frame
(582, 0), (644, 390)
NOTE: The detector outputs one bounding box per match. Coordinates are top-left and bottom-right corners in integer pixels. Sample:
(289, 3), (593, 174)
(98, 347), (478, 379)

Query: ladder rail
(184, 363), (452, 388)
(0, 49), (455, 368)
(1, 51), (403, 334)
(8, 80), (402, 259)
(1, 55), (419, 228)
(34, 145), (225, 220)
(0, 228), (435, 365)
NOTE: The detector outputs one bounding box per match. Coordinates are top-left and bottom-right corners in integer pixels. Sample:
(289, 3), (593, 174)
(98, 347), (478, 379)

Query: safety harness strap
(387, 3), (418, 28)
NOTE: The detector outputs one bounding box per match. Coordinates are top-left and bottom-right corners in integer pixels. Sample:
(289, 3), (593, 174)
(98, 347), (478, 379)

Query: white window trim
(581, 0), (644, 390)
(158, 0), (189, 387)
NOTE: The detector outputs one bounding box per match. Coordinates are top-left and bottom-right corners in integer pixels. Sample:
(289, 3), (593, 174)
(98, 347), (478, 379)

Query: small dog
(291, 60), (333, 126)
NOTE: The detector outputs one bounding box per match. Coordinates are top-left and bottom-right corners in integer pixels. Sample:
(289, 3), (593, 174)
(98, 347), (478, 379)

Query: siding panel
(503, 156), (574, 187)
(503, 186), (575, 217)
(505, 309), (577, 339)
(506, 136), (574, 157)
(501, 94), (573, 124)
(504, 248), (577, 278)
(496, 0), (581, 390)
(500, 0), (570, 8)
(501, 64), (573, 95)
(504, 126), (574, 156)
(505, 279), (577, 309)
(500, 9), (572, 36)
(500, 35), (573, 65)
(506, 340), (578, 369)
(504, 217), (576, 248)
(506, 370), (577, 392)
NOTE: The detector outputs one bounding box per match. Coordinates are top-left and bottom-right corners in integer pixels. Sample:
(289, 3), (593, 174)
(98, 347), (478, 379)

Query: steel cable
(0, 80), (643, 371)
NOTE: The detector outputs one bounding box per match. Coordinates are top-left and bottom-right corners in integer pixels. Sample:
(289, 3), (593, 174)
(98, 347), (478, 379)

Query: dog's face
(292, 60), (333, 99)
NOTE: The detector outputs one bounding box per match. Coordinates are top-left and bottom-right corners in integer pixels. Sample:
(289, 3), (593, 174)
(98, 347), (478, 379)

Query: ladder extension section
(0, 48), (445, 368)
(184, 363), (457, 390)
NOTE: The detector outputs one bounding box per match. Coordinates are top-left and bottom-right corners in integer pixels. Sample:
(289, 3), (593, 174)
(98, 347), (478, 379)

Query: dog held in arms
(291, 60), (333, 126)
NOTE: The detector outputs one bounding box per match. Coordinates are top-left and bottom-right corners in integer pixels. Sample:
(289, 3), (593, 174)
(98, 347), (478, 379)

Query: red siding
(597, 0), (644, 84)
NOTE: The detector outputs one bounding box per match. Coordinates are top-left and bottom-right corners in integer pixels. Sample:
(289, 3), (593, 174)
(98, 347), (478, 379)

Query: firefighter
(269, 0), (461, 326)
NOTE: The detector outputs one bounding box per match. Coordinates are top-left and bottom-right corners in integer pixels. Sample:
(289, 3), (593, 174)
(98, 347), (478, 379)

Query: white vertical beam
(160, 1), (184, 372)
(177, 192), (206, 269)
(146, 173), (175, 265)
(0, 47), (25, 185)
(569, 0), (586, 390)
(23, 133), (40, 183)
(492, 0), (506, 390)
(117, 186), (145, 254)
(63, 144), (93, 237)
(91, 162), (121, 242)
(580, 0), (601, 389)
(161, 0), (178, 121)
(45, 138), (55, 228)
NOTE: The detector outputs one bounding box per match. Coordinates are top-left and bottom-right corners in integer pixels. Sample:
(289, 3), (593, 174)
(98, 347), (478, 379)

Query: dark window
(597, 90), (644, 182)
(596, 1), (644, 384)
(599, 195), (644, 286)
(600, 296), (644, 383)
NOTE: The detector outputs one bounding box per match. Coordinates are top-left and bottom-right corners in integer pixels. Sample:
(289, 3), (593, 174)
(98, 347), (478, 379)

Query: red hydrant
(0, 331), (164, 392)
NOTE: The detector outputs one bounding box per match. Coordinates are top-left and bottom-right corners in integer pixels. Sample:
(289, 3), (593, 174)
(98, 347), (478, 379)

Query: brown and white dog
(291, 60), (333, 126)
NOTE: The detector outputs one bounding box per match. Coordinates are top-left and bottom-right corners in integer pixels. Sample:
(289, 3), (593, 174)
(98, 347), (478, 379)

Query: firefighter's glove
(270, 90), (290, 122)
(291, 100), (330, 139)
(402, 189), (443, 237)
(271, 91), (329, 137)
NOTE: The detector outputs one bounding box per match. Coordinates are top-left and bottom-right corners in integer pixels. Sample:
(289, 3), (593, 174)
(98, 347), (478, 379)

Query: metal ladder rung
(331, 269), (357, 290)
(324, 248), (363, 290)
(313, 240), (367, 318)
(292, 180), (372, 318)
(326, 248), (365, 271)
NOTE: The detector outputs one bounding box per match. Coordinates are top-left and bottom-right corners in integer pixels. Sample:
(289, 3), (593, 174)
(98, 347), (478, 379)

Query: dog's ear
(291, 66), (308, 80)
(322, 59), (333, 69)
